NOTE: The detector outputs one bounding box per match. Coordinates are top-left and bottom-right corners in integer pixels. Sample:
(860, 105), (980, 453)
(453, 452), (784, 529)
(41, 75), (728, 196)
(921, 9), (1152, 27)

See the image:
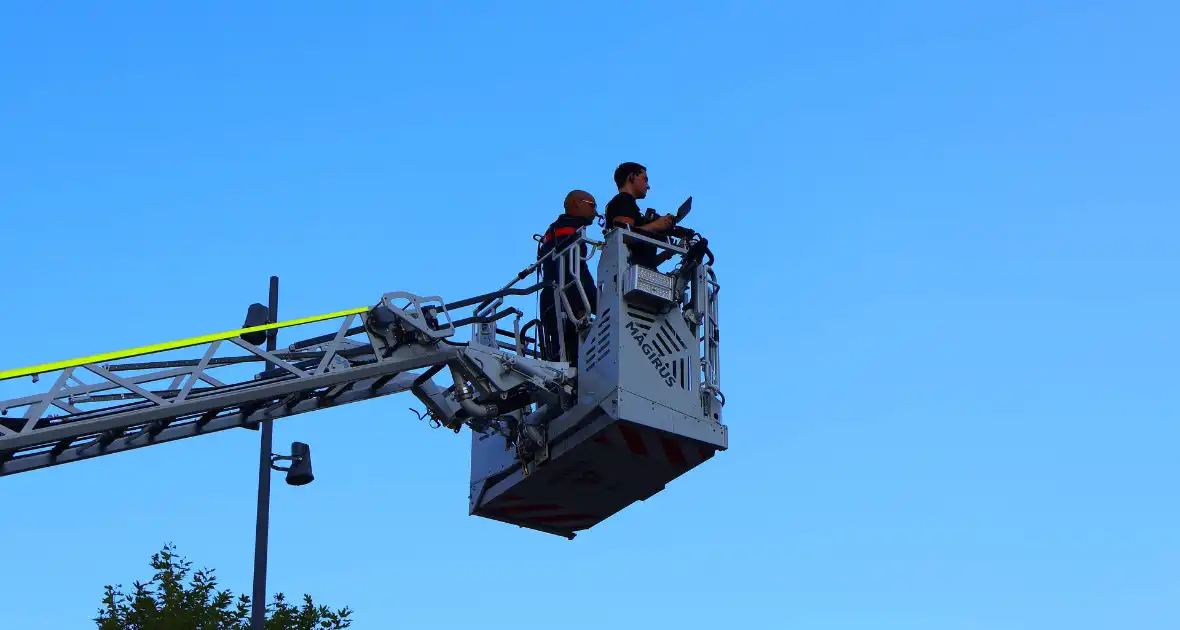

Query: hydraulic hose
(448, 364), (497, 418)
(523, 403), (557, 427)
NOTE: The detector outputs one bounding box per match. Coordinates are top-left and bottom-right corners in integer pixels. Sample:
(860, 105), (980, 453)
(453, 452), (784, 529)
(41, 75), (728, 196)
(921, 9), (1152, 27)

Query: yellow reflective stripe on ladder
(0, 307), (370, 382)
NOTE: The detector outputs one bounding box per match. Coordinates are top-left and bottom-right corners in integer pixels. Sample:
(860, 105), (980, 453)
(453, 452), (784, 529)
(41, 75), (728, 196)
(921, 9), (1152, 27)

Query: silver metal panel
(616, 300), (702, 420)
(469, 428), (518, 486)
(615, 388), (727, 450)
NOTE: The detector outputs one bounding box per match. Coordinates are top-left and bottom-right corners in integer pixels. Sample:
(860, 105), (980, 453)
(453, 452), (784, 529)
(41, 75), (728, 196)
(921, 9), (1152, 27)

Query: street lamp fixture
(270, 442), (314, 486)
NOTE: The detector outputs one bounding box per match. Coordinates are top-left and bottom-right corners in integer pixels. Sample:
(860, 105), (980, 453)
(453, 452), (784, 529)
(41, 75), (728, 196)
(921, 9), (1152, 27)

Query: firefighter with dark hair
(604, 162), (675, 268)
(537, 190), (599, 363)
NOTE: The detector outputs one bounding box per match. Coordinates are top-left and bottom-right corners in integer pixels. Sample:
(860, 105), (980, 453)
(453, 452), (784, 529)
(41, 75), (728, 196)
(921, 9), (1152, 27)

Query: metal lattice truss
(0, 307), (465, 476)
(0, 276), (575, 477)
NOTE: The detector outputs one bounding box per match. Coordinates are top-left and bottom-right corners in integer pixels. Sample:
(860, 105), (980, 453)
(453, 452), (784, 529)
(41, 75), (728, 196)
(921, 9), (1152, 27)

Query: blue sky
(2, 1), (1179, 628)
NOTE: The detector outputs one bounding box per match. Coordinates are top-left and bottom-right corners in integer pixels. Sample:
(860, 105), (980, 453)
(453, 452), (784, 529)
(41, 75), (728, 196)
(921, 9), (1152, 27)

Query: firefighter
(604, 162), (675, 268)
(537, 190), (599, 363)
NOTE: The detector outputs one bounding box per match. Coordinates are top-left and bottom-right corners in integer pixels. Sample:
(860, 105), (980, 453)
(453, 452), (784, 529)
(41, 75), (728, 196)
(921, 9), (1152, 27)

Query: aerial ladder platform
(0, 220), (726, 539)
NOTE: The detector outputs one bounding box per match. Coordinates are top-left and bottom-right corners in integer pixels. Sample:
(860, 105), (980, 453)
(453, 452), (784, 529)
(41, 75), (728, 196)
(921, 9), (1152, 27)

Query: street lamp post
(249, 276), (315, 630)
(250, 275), (279, 630)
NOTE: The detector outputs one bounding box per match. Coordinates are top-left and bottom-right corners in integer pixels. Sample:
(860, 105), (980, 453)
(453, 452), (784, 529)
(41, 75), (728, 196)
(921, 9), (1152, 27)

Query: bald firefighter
(537, 190), (599, 363)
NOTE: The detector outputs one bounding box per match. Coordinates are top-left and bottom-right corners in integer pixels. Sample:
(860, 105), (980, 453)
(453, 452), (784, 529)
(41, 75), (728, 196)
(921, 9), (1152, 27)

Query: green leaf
(93, 544), (354, 630)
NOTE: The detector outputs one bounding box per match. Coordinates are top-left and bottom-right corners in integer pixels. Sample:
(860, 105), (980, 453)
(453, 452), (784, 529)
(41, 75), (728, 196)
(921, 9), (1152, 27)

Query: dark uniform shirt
(536, 212), (597, 362)
(537, 212), (597, 317)
(604, 191), (659, 268)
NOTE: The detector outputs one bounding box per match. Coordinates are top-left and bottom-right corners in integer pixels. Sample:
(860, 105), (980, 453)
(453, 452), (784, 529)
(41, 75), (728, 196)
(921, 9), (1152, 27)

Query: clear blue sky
(2, 1), (1178, 628)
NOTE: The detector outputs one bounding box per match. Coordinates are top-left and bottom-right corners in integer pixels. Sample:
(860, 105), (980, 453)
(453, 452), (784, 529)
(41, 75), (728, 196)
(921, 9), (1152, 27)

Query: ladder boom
(1, 369), (431, 476)
(0, 303), (473, 475)
(0, 307), (370, 382)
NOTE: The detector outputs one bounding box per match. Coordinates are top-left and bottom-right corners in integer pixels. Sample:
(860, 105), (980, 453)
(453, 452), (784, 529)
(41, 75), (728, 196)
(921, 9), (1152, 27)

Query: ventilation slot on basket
(585, 310), (613, 372)
(659, 320), (687, 352)
(626, 306), (656, 330)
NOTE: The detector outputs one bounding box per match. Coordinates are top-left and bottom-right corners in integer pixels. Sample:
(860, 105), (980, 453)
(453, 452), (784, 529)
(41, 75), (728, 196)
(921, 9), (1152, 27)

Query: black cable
(446, 283), (549, 311)
(452, 308), (522, 329)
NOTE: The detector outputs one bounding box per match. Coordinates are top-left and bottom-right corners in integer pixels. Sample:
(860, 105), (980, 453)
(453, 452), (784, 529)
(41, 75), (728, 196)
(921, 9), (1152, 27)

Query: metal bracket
(379, 292), (455, 339)
(268, 452), (303, 473)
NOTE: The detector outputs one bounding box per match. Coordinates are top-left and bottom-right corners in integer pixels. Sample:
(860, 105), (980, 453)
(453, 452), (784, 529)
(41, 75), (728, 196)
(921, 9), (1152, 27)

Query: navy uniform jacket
(538, 213), (598, 317)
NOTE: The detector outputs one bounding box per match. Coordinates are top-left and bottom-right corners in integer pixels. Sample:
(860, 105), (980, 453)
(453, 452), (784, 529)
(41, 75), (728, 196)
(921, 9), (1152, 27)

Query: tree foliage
(94, 543), (352, 630)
